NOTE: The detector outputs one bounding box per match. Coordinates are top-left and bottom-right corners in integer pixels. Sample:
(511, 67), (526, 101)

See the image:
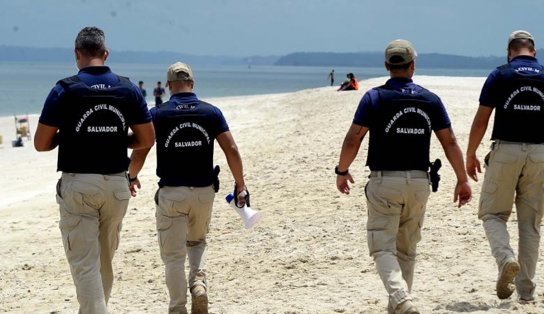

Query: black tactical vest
(366, 88), (436, 171)
(154, 101), (217, 187)
(56, 75), (134, 174)
(491, 64), (544, 143)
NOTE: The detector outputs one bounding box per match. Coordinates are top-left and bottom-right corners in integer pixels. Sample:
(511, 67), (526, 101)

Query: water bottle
(225, 193), (262, 229)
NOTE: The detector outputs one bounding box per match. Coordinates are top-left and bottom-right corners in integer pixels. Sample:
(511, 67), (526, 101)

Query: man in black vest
(34, 26), (155, 313)
(130, 62), (248, 314)
(335, 39), (471, 314)
(467, 30), (544, 302)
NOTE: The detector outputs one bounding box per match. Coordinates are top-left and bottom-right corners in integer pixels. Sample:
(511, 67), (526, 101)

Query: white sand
(1, 76), (543, 313)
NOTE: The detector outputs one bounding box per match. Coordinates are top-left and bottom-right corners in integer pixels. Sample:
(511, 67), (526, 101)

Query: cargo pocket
(482, 181), (498, 194)
(367, 229), (395, 255)
(529, 152), (544, 164)
(197, 192), (214, 206)
(493, 149), (518, 164)
(367, 181), (401, 212)
(59, 215), (81, 252)
(159, 190), (188, 215)
(114, 191), (131, 200)
(198, 192), (214, 234)
(414, 189), (431, 208)
(479, 180), (499, 217)
(112, 190), (131, 249)
(114, 190), (131, 210)
(156, 215), (173, 248)
(70, 181), (103, 211)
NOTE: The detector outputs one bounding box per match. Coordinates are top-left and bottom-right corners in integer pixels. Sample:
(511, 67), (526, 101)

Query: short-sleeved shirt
(151, 92), (229, 187)
(479, 55), (544, 143)
(353, 77), (451, 171)
(39, 66), (151, 173)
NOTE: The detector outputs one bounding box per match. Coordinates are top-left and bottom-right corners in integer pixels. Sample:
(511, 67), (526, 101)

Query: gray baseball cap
(385, 39), (417, 65)
(167, 62), (194, 82)
(508, 30), (534, 46)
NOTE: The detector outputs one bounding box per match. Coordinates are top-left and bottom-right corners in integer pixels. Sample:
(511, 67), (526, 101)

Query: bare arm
(217, 131), (247, 204)
(34, 123), (59, 151)
(466, 105), (493, 181)
(435, 127), (472, 207)
(128, 122), (155, 150)
(128, 147), (152, 197)
(336, 123), (368, 194)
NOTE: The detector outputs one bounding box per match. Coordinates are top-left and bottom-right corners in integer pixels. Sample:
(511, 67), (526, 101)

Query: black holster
(429, 159), (442, 192)
(213, 165), (220, 193)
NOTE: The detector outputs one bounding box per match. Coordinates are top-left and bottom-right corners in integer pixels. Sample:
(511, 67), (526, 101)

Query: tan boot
(496, 259), (520, 299)
(394, 300), (419, 314)
(191, 285), (208, 314)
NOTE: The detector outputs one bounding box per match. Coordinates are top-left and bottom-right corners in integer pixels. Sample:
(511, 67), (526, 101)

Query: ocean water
(0, 61), (491, 116)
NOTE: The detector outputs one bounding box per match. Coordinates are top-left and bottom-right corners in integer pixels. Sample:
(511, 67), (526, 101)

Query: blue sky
(2, 0), (544, 57)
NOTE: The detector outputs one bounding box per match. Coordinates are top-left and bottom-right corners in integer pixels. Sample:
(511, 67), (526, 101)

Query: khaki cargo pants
(57, 172), (131, 314)
(155, 185), (215, 314)
(365, 171), (430, 310)
(479, 140), (544, 299)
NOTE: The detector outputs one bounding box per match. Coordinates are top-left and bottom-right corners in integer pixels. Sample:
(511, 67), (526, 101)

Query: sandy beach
(1, 75), (544, 313)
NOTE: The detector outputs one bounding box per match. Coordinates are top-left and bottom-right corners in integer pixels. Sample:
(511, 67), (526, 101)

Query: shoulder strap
(57, 75), (81, 88)
(117, 75), (131, 85)
(198, 100), (212, 107)
(370, 86), (386, 106)
(497, 63), (512, 72)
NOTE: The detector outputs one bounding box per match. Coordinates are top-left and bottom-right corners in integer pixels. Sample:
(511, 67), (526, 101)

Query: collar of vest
(510, 55), (538, 63)
(385, 77), (414, 89)
(78, 66), (111, 75)
(169, 92), (199, 103)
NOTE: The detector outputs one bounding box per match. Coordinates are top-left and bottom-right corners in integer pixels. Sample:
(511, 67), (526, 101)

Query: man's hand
(453, 181), (472, 208)
(234, 184), (248, 208)
(336, 173), (355, 195)
(129, 178), (141, 197)
(466, 155), (481, 182)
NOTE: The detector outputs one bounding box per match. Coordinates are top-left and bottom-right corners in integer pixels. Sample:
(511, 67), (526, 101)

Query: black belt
(369, 170), (428, 179)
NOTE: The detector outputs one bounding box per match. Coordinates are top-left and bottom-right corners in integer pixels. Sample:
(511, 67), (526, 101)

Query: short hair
(388, 61), (413, 71)
(157, 81), (162, 85)
(508, 38), (535, 52)
(138, 81), (144, 85)
(75, 27), (106, 57)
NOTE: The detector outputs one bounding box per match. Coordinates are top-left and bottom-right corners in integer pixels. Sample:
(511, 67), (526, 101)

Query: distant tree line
(2, 45), (540, 70)
(0, 46), (272, 66)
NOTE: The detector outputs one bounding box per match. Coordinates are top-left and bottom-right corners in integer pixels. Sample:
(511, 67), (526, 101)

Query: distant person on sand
(466, 30), (544, 302)
(327, 69), (335, 86)
(337, 72), (359, 91)
(154, 80), (165, 106)
(335, 39), (471, 313)
(138, 80), (147, 98)
(129, 61), (249, 314)
(33, 26), (155, 313)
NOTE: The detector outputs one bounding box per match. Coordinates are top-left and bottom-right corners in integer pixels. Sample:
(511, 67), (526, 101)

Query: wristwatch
(335, 166), (349, 176)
